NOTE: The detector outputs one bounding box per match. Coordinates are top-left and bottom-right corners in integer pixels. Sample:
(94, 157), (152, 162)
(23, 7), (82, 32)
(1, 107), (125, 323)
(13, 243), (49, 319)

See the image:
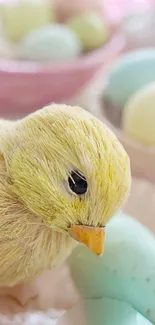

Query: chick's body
(0, 105), (131, 286)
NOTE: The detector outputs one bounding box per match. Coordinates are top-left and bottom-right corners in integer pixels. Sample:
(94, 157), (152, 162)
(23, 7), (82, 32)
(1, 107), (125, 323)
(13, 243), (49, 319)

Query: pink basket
(0, 34), (124, 118)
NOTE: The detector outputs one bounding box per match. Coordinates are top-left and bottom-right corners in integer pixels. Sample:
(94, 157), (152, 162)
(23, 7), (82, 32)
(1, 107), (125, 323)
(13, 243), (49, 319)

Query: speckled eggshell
(54, 0), (105, 22)
(122, 82), (155, 145)
(60, 297), (153, 325)
(2, 0), (54, 42)
(68, 214), (155, 324)
(68, 12), (109, 51)
(85, 297), (152, 325)
(105, 49), (155, 108)
(17, 24), (82, 62)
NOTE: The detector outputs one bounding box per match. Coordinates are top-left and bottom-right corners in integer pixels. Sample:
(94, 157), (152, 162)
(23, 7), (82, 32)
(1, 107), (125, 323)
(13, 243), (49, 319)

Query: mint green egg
(68, 12), (109, 51)
(17, 24), (82, 62)
(106, 49), (155, 108)
(63, 296), (152, 325)
(68, 214), (155, 324)
(84, 297), (152, 325)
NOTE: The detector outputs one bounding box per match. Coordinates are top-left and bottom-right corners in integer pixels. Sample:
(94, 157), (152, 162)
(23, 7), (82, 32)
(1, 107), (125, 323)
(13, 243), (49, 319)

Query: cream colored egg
(122, 82), (155, 145)
(2, 0), (55, 43)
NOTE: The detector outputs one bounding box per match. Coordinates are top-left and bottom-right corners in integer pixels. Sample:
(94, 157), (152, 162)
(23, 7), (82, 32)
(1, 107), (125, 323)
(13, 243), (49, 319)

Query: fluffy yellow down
(0, 104), (131, 286)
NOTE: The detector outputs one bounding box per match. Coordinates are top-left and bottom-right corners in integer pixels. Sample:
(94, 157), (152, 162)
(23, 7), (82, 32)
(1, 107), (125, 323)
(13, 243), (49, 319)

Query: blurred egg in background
(68, 12), (109, 51)
(105, 49), (155, 109)
(2, 0), (54, 42)
(17, 24), (82, 62)
(122, 82), (155, 145)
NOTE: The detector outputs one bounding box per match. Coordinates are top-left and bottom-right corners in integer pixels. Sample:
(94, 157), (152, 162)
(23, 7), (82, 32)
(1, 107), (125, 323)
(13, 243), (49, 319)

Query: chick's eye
(68, 171), (88, 195)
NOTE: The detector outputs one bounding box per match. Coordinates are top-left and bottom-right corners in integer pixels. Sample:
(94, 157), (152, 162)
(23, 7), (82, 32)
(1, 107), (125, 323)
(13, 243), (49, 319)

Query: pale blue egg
(105, 49), (155, 108)
(17, 24), (82, 62)
(68, 214), (155, 324)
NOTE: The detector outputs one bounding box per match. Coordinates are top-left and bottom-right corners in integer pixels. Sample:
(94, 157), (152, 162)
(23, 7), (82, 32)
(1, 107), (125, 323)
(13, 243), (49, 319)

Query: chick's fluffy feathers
(0, 105), (131, 286)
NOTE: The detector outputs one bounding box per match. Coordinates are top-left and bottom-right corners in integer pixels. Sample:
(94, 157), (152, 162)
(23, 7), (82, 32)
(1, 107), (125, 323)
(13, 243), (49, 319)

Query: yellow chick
(0, 105), (131, 286)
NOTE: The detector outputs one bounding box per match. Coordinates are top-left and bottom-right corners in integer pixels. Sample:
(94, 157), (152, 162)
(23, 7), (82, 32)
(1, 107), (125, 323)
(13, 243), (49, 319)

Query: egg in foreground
(68, 213), (155, 324)
(59, 297), (152, 325)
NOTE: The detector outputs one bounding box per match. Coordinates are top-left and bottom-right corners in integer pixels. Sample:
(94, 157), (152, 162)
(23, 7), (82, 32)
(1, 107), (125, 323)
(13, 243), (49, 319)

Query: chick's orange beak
(69, 225), (105, 256)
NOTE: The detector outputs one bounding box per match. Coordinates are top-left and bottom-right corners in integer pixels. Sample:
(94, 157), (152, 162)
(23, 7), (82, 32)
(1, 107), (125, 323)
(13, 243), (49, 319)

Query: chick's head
(2, 105), (131, 255)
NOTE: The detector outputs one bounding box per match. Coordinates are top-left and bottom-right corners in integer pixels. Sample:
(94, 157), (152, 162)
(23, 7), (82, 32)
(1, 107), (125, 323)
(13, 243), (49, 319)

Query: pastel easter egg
(122, 82), (155, 145)
(68, 12), (109, 51)
(85, 298), (152, 325)
(68, 214), (155, 324)
(2, 0), (54, 42)
(105, 49), (155, 108)
(59, 297), (153, 325)
(17, 24), (82, 61)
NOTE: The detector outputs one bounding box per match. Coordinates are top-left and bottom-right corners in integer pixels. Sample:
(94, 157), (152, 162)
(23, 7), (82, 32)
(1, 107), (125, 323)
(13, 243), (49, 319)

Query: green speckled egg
(85, 297), (152, 325)
(61, 297), (152, 325)
(68, 214), (155, 324)
(68, 12), (109, 51)
(2, 0), (54, 42)
(17, 24), (82, 62)
(105, 49), (155, 108)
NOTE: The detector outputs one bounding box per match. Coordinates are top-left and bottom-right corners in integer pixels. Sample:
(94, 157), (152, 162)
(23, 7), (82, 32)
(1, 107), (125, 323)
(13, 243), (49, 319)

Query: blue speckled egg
(17, 24), (82, 62)
(84, 297), (152, 325)
(68, 214), (155, 324)
(105, 49), (155, 108)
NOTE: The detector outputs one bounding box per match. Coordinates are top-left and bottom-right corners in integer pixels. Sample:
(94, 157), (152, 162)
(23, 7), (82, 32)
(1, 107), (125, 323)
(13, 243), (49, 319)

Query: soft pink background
(0, 0), (154, 117)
